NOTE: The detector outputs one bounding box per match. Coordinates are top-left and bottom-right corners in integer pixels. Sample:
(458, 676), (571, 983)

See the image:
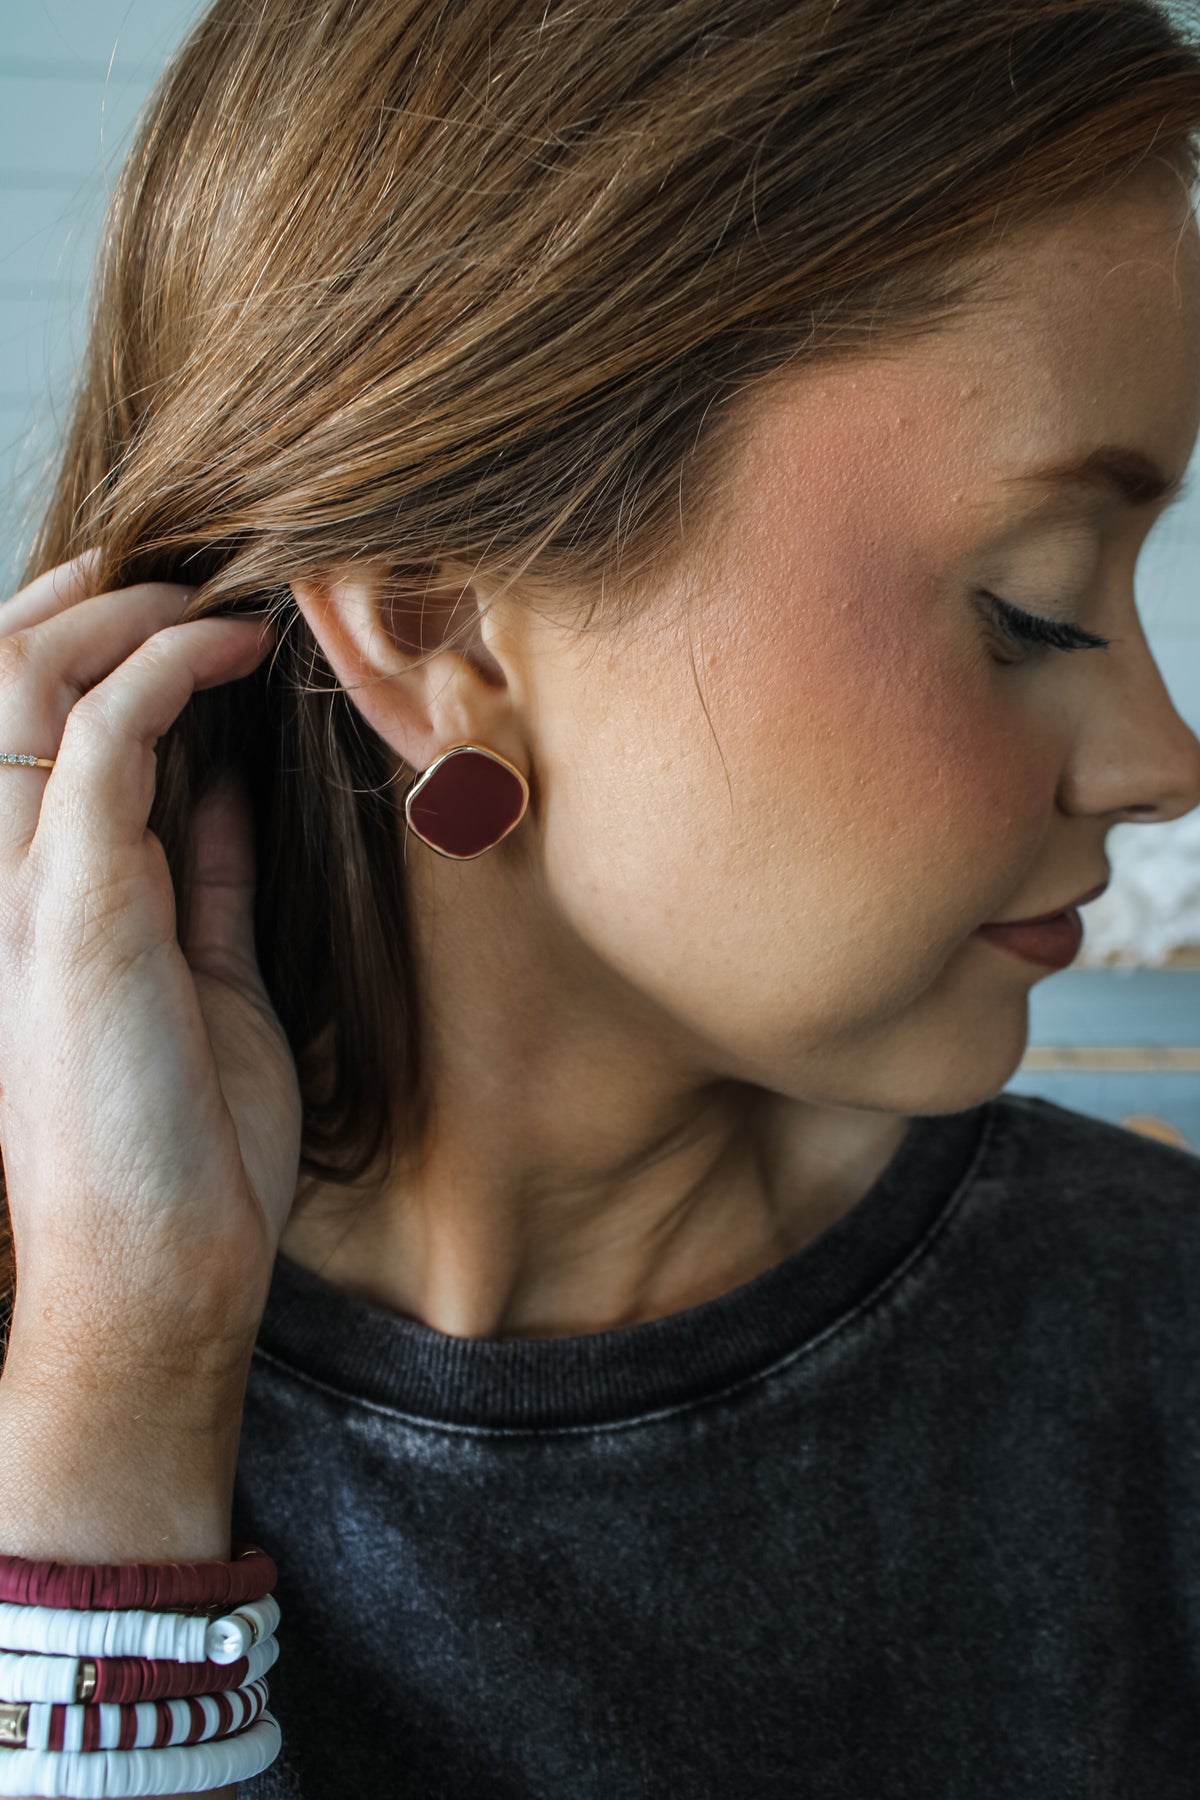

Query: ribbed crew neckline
(254, 1099), (996, 1430)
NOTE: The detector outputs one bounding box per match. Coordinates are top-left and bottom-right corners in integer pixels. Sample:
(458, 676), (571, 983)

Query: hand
(0, 554), (303, 1376)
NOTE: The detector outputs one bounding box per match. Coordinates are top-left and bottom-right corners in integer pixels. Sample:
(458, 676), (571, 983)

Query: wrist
(8, 1253), (270, 1381)
(0, 1341), (251, 1562)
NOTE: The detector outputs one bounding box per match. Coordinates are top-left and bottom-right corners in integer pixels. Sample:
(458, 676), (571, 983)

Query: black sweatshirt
(3, 1091), (1194, 1792)
(223, 1092), (1200, 1797)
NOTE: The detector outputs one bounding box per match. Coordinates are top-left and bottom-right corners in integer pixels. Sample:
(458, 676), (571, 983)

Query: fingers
(34, 616), (275, 863)
(0, 557), (275, 867)
(6, 581), (199, 702)
(0, 581), (197, 862)
(0, 551), (103, 636)
(178, 769), (259, 975)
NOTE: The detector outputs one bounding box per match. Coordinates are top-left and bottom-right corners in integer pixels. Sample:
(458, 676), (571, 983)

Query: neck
(278, 838), (913, 1339)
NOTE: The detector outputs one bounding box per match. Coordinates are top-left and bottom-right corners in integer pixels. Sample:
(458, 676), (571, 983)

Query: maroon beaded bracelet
(87, 1648), (261, 1705)
(0, 1543), (276, 1611)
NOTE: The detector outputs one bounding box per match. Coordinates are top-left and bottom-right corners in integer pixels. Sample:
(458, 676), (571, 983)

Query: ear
(289, 565), (526, 775)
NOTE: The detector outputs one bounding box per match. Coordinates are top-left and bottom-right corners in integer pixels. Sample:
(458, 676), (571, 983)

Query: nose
(1059, 614), (1200, 825)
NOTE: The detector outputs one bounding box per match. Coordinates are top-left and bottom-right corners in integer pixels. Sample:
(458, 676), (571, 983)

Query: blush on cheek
(884, 688), (1055, 936)
(770, 604), (1046, 934)
(688, 391), (1055, 913)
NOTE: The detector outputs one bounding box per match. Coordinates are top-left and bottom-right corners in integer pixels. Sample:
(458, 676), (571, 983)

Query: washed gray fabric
(224, 1092), (1200, 1797)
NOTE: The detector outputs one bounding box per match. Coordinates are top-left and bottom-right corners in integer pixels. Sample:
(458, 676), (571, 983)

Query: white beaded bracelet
(0, 1710), (280, 1796)
(14, 1675), (269, 1752)
(0, 1631), (280, 1704)
(0, 1596), (280, 1665)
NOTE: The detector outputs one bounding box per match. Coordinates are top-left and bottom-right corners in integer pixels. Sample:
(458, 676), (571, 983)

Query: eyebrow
(1001, 445), (1189, 510)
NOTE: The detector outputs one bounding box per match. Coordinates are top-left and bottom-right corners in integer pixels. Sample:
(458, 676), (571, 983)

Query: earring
(404, 742), (530, 860)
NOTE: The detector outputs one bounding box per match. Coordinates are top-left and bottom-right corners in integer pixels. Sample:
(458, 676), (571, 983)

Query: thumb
(178, 766), (261, 976)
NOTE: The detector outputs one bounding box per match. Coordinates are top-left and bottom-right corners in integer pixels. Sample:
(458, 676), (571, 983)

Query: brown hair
(4, 0), (1200, 1309)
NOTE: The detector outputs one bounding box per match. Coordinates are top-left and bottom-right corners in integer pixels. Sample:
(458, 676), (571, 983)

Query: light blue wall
(2, 0), (1199, 733)
(0, 0), (206, 587)
(1136, 497), (1200, 733)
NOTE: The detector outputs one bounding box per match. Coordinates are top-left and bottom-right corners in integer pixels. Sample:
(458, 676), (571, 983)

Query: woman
(0, 0), (1199, 1792)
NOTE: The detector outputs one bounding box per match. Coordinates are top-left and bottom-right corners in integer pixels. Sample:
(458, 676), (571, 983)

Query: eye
(976, 591), (1112, 659)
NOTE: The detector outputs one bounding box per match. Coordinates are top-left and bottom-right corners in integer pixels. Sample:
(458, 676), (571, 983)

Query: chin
(830, 979), (1033, 1118)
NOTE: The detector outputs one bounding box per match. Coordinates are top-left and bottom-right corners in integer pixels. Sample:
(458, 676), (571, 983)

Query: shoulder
(988, 1088), (1200, 1182)
(924, 1099), (1200, 1482)
(969, 1089), (1200, 1298)
(984, 1089), (1200, 1202)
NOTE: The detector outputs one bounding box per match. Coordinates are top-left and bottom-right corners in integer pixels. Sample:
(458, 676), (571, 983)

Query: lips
(976, 910), (1085, 970)
(984, 880), (1109, 928)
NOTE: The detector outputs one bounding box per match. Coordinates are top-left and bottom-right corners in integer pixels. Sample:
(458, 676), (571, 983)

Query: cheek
(685, 561), (1061, 976)
(533, 552), (1059, 1050)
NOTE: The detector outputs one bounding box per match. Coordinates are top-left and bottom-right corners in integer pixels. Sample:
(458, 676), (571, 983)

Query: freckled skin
(284, 166), (1200, 1341)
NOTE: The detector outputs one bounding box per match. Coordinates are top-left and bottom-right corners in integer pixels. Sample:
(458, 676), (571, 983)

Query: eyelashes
(978, 590), (1113, 656)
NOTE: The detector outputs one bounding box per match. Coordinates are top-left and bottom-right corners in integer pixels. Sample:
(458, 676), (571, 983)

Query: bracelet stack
(0, 1545), (282, 1796)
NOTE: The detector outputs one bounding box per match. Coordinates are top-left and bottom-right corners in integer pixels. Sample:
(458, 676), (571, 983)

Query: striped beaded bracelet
(0, 1712), (281, 1797)
(0, 1634), (279, 1706)
(0, 1675), (269, 1752)
(0, 1596), (279, 1665)
(0, 1548), (275, 1612)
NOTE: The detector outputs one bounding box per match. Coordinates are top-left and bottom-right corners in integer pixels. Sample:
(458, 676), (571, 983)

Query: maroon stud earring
(404, 742), (530, 860)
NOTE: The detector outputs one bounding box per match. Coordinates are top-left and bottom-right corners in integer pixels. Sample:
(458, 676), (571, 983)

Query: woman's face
(477, 168), (1200, 1115)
